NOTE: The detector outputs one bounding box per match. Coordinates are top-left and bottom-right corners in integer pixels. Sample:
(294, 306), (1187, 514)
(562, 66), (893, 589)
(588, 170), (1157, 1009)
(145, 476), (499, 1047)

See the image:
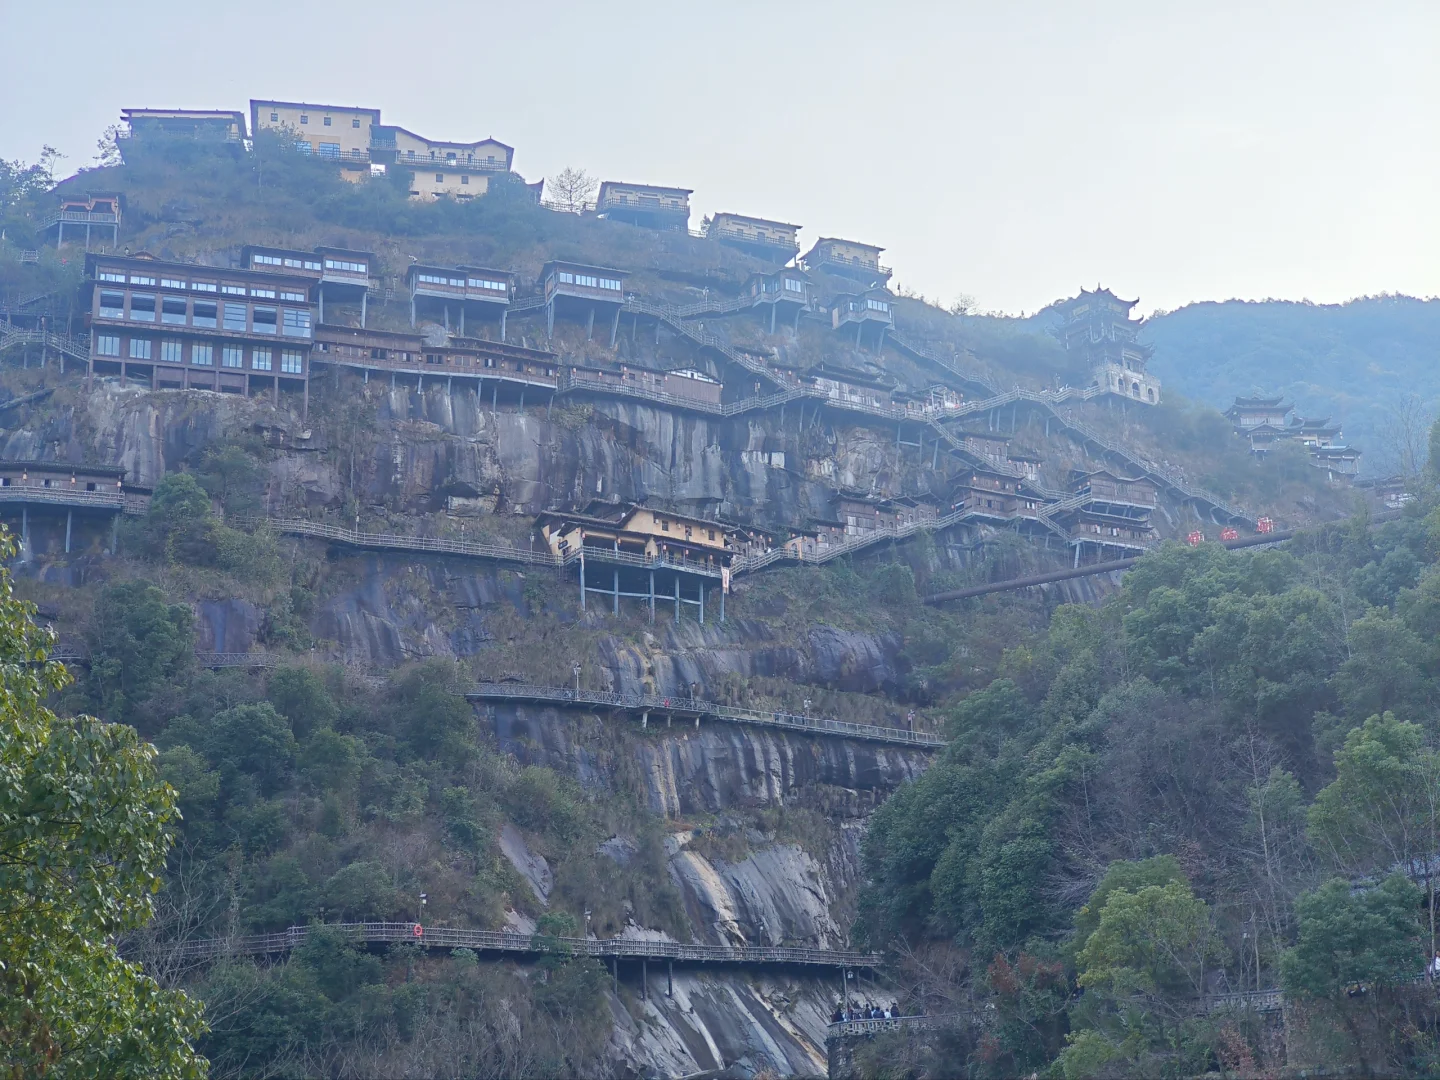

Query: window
(252, 306), (278, 334)
(98, 271), (125, 283)
(223, 303), (248, 332)
(282, 309), (311, 337)
(253, 254), (283, 266)
(193, 300), (217, 328)
(351, 117), (360, 128)
(130, 275), (155, 286)
(784, 277), (804, 293)
(572, 274), (598, 287)
(319, 143), (340, 158)
(866, 298), (889, 312)
(446, 152), (456, 162)
(251, 288), (276, 299)
(435, 173), (444, 183)
(323, 116), (332, 126)
(270, 111), (279, 122)
(281, 257), (301, 267)
(161, 340), (183, 363)
(406, 149), (415, 159)
(98, 291), (125, 319)
(161, 297), (187, 324)
(468, 278), (507, 291)
(222, 284), (246, 295)
(300, 114), (308, 124)
(461, 175), (469, 185)
(129, 338), (152, 359)
(95, 334), (120, 356)
(279, 290), (305, 302)
(303, 259), (321, 271)
(192, 281), (217, 293)
(192, 344), (213, 366)
(598, 277), (622, 290)
(486, 155), (496, 165)
(280, 350), (303, 374)
(295, 141), (312, 154)
(161, 277), (186, 289)
(129, 294), (155, 321)
(251, 348), (272, 371)
(323, 258), (366, 274)
(221, 346), (243, 368)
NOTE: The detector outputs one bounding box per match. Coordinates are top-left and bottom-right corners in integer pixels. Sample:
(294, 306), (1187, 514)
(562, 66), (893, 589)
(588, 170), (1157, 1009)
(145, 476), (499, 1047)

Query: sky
(2, 0), (1435, 315)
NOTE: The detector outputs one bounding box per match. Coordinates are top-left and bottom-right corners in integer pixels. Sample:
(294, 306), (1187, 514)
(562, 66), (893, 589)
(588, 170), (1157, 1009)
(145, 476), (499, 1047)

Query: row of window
(252, 253), (323, 272)
(95, 335), (304, 373)
(555, 272), (623, 291)
(275, 112), (362, 129)
(97, 272), (303, 299)
(431, 173), (474, 185)
(98, 294), (311, 336)
(414, 273), (509, 292)
(325, 258), (367, 274)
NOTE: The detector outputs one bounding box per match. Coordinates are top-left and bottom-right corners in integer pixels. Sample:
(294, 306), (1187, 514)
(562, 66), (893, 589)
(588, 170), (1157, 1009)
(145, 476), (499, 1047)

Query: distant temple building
(596, 183), (692, 231)
(706, 213), (802, 262)
(1224, 395), (1361, 478)
(1225, 395), (1293, 452)
(42, 193), (122, 251)
(1053, 287), (1161, 405)
(801, 238), (892, 288)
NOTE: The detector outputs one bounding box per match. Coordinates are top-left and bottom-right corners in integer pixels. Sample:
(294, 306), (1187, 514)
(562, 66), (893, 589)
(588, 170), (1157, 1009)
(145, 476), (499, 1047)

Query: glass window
(784, 278), (804, 293)
(223, 303), (248, 332)
(319, 143), (340, 158)
(98, 271), (125, 283)
(253, 254), (283, 266)
(192, 344), (213, 366)
(352, 117), (360, 128)
(252, 306), (278, 334)
(300, 114), (308, 124)
(251, 288), (276, 299)
(221, 346), (243, 368)
(192, 281), (217, 293)
(270, 111), (279, 122)
(193, 301), (217, 328)
(95, 334), (120, 356)
(129, 294), (156, 321)
(99, 291), (125, 319)
(252, 348), (272, 371)
(222, 284), (246, 295)
(598, 278), (621, 290)
(303, 260), (322, 271)
(282, 309), (311, 337)
(130, 275), (156, 286)
(129, 338), (152, 359)
(161, 340), (183, 363)
(295, 141), (312, 154)
(162, 296), (187, 324)
(161, 277), (186, 289)
(280, 290), (305, 302)
(435, 173), (444, 182)
(280, 350), (304, 374)
(461, 175), (469, 185)
(323, 259), (366, 273)
(323, 116), (332, 126)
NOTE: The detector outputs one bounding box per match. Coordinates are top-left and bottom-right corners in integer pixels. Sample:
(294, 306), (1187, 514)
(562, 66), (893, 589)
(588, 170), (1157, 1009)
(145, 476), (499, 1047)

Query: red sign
(1220, 527), (1239, 541)
(1256, 517), (1274, 534)
(1186, 531), (1204, 547)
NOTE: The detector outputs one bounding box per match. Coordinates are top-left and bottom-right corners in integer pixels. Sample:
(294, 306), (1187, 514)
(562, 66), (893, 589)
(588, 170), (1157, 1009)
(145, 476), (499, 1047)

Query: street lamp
(573, 662), (582, 694)
(584, 908), (592, 938)
(418, 892), (427, 927)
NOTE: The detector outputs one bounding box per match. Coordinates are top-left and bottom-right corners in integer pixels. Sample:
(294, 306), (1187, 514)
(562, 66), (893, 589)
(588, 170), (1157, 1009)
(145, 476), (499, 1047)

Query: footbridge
(468, 681), (943, 748)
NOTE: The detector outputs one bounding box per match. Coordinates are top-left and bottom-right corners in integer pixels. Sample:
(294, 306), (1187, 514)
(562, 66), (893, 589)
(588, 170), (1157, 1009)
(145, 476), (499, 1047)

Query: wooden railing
(468, 682), (942, 748)
(170, 922), (880, 968)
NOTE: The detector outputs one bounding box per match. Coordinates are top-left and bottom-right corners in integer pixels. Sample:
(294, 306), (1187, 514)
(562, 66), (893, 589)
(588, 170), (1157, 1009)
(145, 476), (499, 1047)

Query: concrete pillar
(613, 568), (619, 616)
(674, 575), (680, 624)
(698, 580), (704, 624)
(500, 309), (507, 342)
(642, 959), (647, 1000)
(585, 307), (594, 341)
(546, 300), (554, 339)
(110, 514), (118, 554)
(65, 509), (72, 554)
(21, 507), (27, 551)
(360, 290), (367, 329)
(610, 308), (620, 348)
(668, 961), (673, 997)
(319, 286), (325, 325)
(444, 305), (450, 332)
(649, 569), (655, 623)
(410, 295), (416, 328)
(459, 305), (464, 336)
(580, 557), (586, 610)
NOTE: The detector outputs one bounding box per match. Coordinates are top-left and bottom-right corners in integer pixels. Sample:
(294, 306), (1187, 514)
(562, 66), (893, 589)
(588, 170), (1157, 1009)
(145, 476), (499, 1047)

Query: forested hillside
(859, 500), (1440, 1076)
(1145, 297), (1440, 472)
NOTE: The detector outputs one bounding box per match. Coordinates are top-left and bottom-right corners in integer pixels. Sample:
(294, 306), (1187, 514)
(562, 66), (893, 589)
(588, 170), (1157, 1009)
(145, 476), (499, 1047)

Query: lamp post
(418, 893), (427, 927)
(573, 662), (582, 695)
(584, 908), (592, 938)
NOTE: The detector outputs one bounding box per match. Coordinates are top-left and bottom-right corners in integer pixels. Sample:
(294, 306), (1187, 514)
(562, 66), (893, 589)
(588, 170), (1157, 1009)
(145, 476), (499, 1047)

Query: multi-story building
(84, 252), (315, 412)
(250, 100), (381, 179)
(119, 109), (247, 143)
(744, 268), (812, 333)
(242, 245), (374, 326)
(560, 364), (723, 412)
(373, 127), (514, 200)
(801, 238), (892, 287)
(806, 364), (895, 413)
(706, 213), (802, 262)
(540, 262), (628, 345)
(1055, 469), (1158, 563)
(596, 183), (692, 230)
(830, 289), (894, 349)
(42, 193), (122, 251)
(954, 464), (1027, 524)
(1226, 395), (1294, 453)
(0, 460), (136, 555)
(1052, 287), (1161, 405)
(406, 265), (515, 338)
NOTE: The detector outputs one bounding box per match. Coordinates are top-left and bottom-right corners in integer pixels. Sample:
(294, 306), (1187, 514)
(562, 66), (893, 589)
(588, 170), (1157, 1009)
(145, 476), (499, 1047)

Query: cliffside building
(42, 193), (122, 251)
(0, 460), (134, 556)
(119, 109), (246, 144)
(242, 245), (373, 326)
(596, 183), (692, 230)
(250, 100), (381, 179)
(84, 251), (315, 410)
(801, 239), (891, 287)
(312, 325), (556, 403)
(707, 213), (802, 262)
(1054, 288), (1161, 405)
(1055, 469), (1157, 563)
(406, 265), (515, 338)
(540, 262), (628, 345)
(830, 290), (893, 350)
(744, 268), (812, 333)
(1226, 395), (1293, 453)
(373, 127), (514, 200)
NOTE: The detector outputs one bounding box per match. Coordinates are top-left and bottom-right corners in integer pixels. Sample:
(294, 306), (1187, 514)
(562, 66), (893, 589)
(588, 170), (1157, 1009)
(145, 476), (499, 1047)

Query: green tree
(87, 581), (194, 728)
(139, 472), (218, 565)
(0, 531), (206, 1076)
(267, 666), (339, 740)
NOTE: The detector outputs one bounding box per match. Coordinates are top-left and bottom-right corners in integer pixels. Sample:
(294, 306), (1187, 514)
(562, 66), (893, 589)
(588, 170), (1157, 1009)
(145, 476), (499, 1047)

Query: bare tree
(1378, 392), (1434, 480)
(544, 167), (597, 214)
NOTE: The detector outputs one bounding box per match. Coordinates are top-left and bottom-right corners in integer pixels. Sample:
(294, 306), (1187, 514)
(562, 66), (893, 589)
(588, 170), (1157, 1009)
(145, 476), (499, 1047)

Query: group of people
(832, 1001), (903, 1023)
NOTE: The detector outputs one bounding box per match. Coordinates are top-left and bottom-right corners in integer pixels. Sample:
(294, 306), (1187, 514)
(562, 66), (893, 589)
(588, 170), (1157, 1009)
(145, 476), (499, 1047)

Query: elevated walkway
(826, 1013), (973, 1040)
(170, 921), (880, 969)
(469, 681), (942, 748)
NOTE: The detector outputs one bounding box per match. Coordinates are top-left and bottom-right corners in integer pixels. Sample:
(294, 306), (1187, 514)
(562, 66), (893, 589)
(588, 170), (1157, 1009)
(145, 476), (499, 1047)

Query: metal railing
(1206, 989), (1284, 1014)
(264, 517), (560, 567)
(621, 297), (782, 386)
(468, 682), (943, 748)
(37, 210), (120, 229)
(0, 487), (126, 511)
(827, 1013), (972, 1039)
(0, 323), (92, 364)
(196, 652), (279, 669)
(171, 922), (880, 968)
(565, 545), (724, 579)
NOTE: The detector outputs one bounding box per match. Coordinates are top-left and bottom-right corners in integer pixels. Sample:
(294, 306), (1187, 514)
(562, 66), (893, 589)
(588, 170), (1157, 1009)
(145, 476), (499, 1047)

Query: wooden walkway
(172, 922), (880, 969)
(469, 682), (943, 749)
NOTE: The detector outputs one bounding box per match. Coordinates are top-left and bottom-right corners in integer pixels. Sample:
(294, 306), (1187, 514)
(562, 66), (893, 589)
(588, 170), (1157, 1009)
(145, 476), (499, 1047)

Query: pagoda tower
(1053, 287), (1161, 404)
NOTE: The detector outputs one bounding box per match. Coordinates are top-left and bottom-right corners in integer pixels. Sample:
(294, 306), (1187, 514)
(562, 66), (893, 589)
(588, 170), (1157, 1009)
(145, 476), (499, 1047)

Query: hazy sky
(2, 1), (1435, 314)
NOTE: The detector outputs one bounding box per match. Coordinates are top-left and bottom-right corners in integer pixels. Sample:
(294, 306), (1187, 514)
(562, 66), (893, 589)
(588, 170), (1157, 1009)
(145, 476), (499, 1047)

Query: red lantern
(1186, 530), (1204, 547)
(1220, 527), (1239, 542)
(1256, 517), (1274, 534)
